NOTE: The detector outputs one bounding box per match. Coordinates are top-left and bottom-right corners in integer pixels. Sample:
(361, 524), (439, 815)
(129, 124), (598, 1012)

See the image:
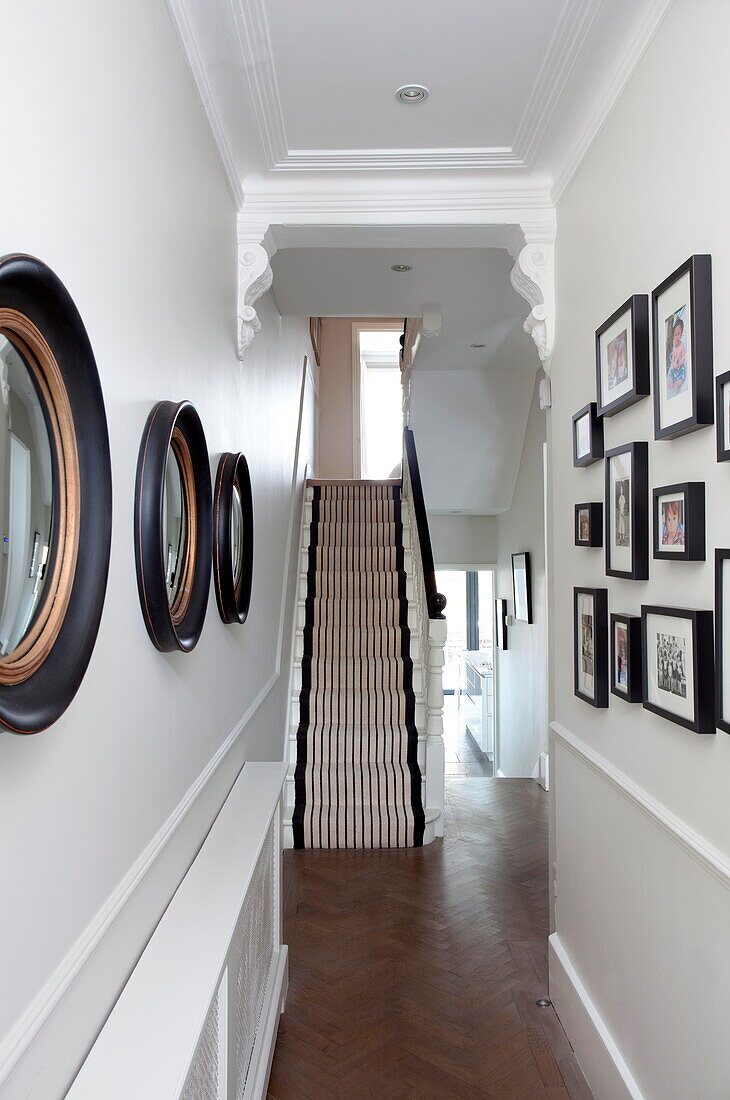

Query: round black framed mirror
(213, 452), (253, 625)
(134, 401), (212, 651)
(0, 254), (112, 733)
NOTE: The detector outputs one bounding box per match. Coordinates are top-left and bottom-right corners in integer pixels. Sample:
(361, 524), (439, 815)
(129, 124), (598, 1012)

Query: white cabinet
(462, 654), (494, 758)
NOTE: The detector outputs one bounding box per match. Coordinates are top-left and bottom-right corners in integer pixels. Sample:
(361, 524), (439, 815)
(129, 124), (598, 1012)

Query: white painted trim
(0, 672), (278, 1092)
(513, 0), (601, 163)
(496, 768), (507, 778)
(552, 0), (674, 203)
(549, 933), (643, 1100)
(243, 945), (288, 1100)
(164, 0), (243, 208)
(241, 188), (554, 223)
(551, 721), (730, 891)
(0, 355), (314, 1098)
(271, 147), (524, 171)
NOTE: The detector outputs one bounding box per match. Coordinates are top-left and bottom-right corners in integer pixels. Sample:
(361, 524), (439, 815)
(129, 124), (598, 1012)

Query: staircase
(284, 469), (445, 849)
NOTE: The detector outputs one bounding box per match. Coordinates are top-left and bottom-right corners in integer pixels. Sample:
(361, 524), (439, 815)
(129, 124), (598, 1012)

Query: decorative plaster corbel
(510, 234), (555, 368)
(237, 231), (274, 360)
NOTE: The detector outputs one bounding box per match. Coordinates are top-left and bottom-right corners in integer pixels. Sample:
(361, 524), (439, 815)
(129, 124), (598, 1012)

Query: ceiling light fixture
(391, 264), (412, 272)
(395, 84), (429, 104)
(470, 343), (486, 348)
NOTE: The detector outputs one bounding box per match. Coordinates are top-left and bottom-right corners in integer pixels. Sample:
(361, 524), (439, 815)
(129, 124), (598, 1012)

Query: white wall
(430, 514), (497, 566)
(0, 2), (311, 1096)
(550, 2), (730, 1095)
(410, 367), (537, 513)
(494, 374), (548, 777)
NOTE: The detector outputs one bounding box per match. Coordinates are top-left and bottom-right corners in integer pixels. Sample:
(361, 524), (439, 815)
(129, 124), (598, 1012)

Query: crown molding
(270, 147), (524, 171)
(552, 0), (674, 203)
(513, 0), (601, 164)
(164, 0), (243, 207)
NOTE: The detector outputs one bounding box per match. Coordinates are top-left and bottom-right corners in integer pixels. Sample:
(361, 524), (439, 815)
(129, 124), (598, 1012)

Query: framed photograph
(652, 255), (713, 440)
(604, 442), (648, 580)
(652, 482), (705, 561)
(574, 587), (608, 707)
(715, 368), (730, 461)
(511, 552), (532, 624)
(595, 295), (650, 417)
(494, 597), (508, 651)
(641, 606), (714, 733)
(572, 402), (604, 467)
(610, 613), (643, 703)
(716, 551), (730, 734)
(575, 502), (602, 547)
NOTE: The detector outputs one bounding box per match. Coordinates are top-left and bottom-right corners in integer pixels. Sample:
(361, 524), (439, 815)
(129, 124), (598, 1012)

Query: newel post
(425, 616), (447, 837)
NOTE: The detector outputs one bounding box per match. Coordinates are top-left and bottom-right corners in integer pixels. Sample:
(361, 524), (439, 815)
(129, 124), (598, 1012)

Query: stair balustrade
(402, 427), (446, 837)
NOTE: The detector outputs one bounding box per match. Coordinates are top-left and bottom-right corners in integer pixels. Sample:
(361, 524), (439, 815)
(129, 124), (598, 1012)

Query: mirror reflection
(0, 335), (54, 657)
(163, 445), (187, 606)
(230, 483), (244, 589)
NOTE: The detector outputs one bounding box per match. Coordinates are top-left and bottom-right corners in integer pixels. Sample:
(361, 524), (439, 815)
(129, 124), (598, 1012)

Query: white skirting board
(549, 934), (644, 1100)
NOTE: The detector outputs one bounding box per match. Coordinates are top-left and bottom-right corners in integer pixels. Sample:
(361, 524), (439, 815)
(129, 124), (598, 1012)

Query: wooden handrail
(403, 427), (446, 620)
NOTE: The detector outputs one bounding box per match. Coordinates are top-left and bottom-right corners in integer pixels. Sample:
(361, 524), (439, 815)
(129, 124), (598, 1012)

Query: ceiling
(167, 0), (672, 196)
(271, 246), (536, 372)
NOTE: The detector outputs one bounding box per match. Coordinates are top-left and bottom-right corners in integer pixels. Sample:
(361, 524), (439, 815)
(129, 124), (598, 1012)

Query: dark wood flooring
(267, 778), (592, 1099)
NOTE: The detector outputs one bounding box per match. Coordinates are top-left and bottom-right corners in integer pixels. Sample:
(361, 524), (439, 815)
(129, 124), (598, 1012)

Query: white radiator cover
(68, 763), (288, 1100)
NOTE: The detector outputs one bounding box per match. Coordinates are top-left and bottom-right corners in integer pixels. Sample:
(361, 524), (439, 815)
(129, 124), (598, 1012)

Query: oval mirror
(0, 254), (112, 734)
(214, 452), (253, 625)
(134, 401), (212, 652)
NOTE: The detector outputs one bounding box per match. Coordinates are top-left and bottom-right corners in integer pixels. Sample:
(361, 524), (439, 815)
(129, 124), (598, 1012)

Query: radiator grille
(181, 992), (219, 1100)
(234, 819), (276, 1097)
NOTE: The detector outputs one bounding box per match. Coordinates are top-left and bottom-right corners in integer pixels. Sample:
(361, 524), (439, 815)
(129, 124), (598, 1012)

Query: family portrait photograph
(661, 497), (685, 547)
(615, 622), (628, 689)
(615, 477), (630, 548)
(656, 631), (687, 699)
(607, 327), (629, 391)
(665, 305), (688, 400)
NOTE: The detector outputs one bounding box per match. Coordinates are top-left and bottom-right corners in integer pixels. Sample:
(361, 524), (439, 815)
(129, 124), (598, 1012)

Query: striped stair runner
(293, 483), (425, 849)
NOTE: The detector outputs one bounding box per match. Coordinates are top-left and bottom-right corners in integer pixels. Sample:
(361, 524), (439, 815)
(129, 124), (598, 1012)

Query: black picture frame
(652, 482), (705, 561)
(511, 552), (532, 624)
(610, 613), (643, 703)
(214, 452), (254, 625)
(575, 502), (603, 547)
(134, 401), (213, 652)
(604, 442), (649, 580)
(494, 597), (508, 651)
(652, 255), (713, 440)
(574, 587), (608, 708)
(572, 402), (604, 467)
(595, 295), (650, 417)
(715, 550), (730, 734)
(641, 605), (714, 734)
(715, 368), (730, 461)
(0, 255), (112, 734)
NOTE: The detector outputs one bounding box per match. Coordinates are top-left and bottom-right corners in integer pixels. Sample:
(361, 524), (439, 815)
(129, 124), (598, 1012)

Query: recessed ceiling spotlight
(391, 264), (412, 272)
(470, 342), (486, 348)
(395, 84), (429, 104)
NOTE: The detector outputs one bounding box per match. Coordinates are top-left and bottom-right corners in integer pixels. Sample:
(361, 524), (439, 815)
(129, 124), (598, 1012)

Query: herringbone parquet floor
(267, 778), (593, 1100)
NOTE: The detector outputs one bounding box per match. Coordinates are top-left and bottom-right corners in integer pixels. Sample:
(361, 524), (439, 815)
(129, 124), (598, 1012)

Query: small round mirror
(213, 452), (253, 625)
(0, 334), (54, 657)
(230, 482), (244, 590)
(162, 443), (187, 607)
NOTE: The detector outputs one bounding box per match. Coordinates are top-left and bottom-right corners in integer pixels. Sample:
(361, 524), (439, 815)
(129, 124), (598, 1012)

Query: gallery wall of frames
(572, 254), (725, 735)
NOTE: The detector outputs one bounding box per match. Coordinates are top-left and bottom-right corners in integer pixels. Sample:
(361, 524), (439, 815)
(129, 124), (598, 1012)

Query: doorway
(353, 322), (404, 479)
(435, 567), (495, 777)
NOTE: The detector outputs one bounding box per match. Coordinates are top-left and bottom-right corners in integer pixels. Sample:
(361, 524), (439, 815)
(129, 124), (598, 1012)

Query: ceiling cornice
(164, 0), (243, 206)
